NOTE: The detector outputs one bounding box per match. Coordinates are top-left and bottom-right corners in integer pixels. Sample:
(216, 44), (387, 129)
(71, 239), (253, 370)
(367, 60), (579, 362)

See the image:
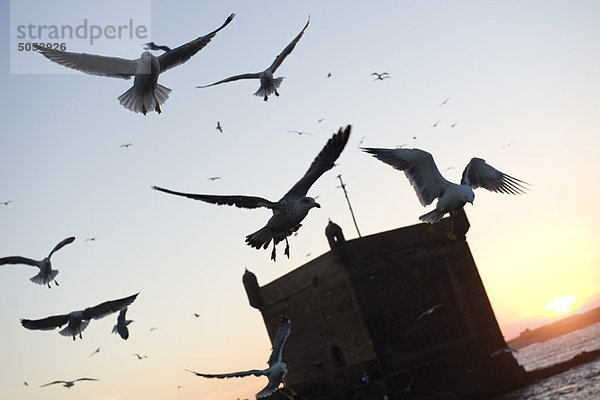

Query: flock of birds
(4, 12), (531, 399)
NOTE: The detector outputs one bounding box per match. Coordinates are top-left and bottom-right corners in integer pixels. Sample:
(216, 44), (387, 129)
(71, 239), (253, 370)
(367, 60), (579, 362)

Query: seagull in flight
(143, 42), (171, 52)
(187, 316), (296, 400)
(153, 125), (350, 261)
(440, 97), (451, 107)
(208, 177), (222, 181)
(21, 293), (138, 340)
(89, 346), (101, 357)
(32, 14), (235, 115)
(216, 121), (223, 133)
(119, 143), (134, 149)
(197, 18), (309, 101)
(415, 304), (444, 322)
(193, 313), (200, 318)
(112, 307), (133, 340)
(85, 237), (99, 242)
(371, 72), (390, 81)
(362, 147), (529, 238)
(288, 130), (312, 136)
(40, 378), (98, 389)
(133, 353), (148, 360)
(1, 200), (13, 205)
(0, 236), (75, 288)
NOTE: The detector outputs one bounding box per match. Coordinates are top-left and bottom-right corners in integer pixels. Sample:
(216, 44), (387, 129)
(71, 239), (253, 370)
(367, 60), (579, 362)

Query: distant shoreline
(507, 306), (600, 349)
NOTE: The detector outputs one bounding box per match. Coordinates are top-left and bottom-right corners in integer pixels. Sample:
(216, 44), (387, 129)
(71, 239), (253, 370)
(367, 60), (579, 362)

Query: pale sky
(1, 1), (599, 399)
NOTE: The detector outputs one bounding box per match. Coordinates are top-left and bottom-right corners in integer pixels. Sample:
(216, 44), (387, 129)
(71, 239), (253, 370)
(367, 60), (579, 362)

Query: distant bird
(216, 121), (223, 133)
(112, 307), (133, 340)
(21, 293), (138, 340)
(501, 142), (515, 150)
(490, 346), (518, 356)
(208, 177), (222, 181)
(32, 14), (235, 115)
(326, 72), (332, 78)
(149, 327), (158, 332)
(0, 236), (75, 288)
(153, 125), (350, 261)
(40, 378), (98, 389)
(361, 148), (529, 238)
(197, 18), (310, 101)
(432, 120), (440, 128)
(85, 237), (98, 242)
(133, 353), (148, 360)
(187, 316), (295, 400)
(143, 42), (171, 52)
(193, 313), (200, 318)
(445, 166), (455, 172)
(89, 346), (101, 357)
(288, 130), (312, 136)
(416, 304), (444, 321)
(450, 122), (458, 128)
(440, 97), (451, 107)
(24, 381), (28, 386)
(119, 143), (134, 149)
(371, 72), (390, 81)
(358, 136), (365, 147)
(317, 118), (325, 123)
(2, 200), (13, 206)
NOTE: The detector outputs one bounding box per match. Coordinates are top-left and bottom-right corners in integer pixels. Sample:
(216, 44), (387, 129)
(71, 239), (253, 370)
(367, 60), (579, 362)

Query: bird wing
(185, 368), (264, 379)
(158, 14), (235, 73)
(362, 147), (452, 206)
(461, 158), (529, 194)
(82, 293), (139, 321)
(283, 125), (351, 199)
(269, 18), (310, 73)
(0, 256), (39, 267)
(48, 236), (76, 258)
(196, 72), (261, 88)
(40, 381), (66, 387)
(117, 307), (127, 324)
(267, 316), (292, 367)
(32, 44), (137, 79)
(73, 378), (98, 382)
(21, 314), (70, 331)
(152, 186), (277, 210)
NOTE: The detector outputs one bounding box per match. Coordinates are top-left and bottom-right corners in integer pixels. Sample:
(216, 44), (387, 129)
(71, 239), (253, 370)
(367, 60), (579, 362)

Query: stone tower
(244, 210), (526, 399)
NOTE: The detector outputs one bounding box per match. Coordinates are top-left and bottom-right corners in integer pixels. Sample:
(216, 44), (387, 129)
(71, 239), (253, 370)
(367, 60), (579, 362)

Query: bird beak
(315, 202), (321, 208)
(468, 201), (474, 205)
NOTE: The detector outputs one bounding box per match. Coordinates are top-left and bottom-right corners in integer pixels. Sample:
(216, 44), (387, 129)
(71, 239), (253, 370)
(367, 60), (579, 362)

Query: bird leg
(263, 94), (269, 101)
(72, 335), (76, 341)
(54, 278), (59, 287)
(284, 238), (290, 258)
(47, 282), (52, 289)
(271, 241), (277, 262)
(446, 212), (457, 240)
(275, 90), (280, 97)
(142, 103), (148, 115)
(153, 93), (162, 114)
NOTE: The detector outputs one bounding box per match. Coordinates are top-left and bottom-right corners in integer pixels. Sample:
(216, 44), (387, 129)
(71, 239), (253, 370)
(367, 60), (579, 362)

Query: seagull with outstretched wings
(187, 316), (295, 399)
(362, 147), (529, 238)
(0, 236), (75, 288)
(153, 125), (350, 261)
(32, 14), (235, 115)
(21, 293), (138, 340)
(112, 307), (134, 340)
(143, 42), (171, 52)
(197, 17), (309, 101)
(40, 378), (98, 389)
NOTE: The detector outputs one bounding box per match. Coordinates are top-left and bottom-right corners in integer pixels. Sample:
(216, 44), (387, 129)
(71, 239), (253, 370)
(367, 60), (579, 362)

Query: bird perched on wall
(0, 236), (75, 288)
(187, 316), (295, 399)
(32, 14), (235, 115)
(40, 378), (98, 389)
(197, 17), (309, 101)
(153, 125), (350, 261)
(362, 147), (529, 238)
(21, 293), (138, 340)
(112, 307), (134, 340)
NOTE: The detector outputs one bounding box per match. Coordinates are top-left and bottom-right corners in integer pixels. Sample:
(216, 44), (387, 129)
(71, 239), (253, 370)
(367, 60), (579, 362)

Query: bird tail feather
(256, 383), (278, 398)
(30, 269), (58, 286)
(118, 84), (171, 114)
(59, 320), (89, 337)
(253, 77), (284, 98)
(245, 223), (301, 250)
(419, 209), (445, 223)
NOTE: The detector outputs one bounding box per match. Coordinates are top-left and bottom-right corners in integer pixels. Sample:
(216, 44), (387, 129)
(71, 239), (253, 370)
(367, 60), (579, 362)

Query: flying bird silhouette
(208, 177), (222, 181)
(0, 236), (75, 288)
(187, 316), (295, 399)
(288, 130), (312, 136)
(143, 42), (172, 52)
(119, 143), (134, 149)
(371, 72), (390, 81)
(40, 378), (98, 389)
(89, 346), (101, 357)
(32, 14), (235, 115)
(362, 147), (529, 238)
(193, 313), (200, 318)
(197, 17), (309, 101)
(112, 307), (133, 340)
(2, 200), (13, 205)
(21, 293), (138, 340)
(85, 237), (98, 242)
(415, 304), (444, 321)
(133, 353), (148, 360)
(153, 125), (350, 261)
(440, 97), (451, 106)
(216, 121), (223, 133)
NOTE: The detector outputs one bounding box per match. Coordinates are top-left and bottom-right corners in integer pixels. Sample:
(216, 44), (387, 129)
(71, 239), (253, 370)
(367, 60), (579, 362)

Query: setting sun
(545, 295), (577, 315)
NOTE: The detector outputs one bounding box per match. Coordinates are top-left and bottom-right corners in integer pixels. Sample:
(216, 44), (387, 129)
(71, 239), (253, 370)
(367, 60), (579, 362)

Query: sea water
(491, 322), (600, 399)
